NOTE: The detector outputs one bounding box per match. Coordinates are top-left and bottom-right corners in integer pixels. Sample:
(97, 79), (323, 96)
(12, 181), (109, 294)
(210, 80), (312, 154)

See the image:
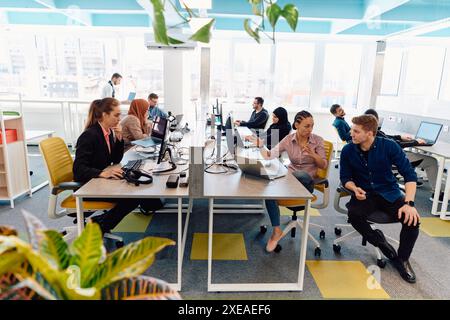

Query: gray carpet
(1, 146), (450, 299)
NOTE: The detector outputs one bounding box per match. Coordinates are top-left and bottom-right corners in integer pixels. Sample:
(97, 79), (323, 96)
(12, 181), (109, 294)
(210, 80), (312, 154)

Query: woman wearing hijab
(120, 99), (152, 151)
(246, 107), (291, 149)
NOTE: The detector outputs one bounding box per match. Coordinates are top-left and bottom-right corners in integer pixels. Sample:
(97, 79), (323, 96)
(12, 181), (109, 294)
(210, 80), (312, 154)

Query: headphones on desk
(124, 169), (153, 186)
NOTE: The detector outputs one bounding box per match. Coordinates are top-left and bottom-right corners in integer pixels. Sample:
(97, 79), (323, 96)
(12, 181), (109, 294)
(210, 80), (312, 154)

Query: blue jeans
(265, 171), (314, 227)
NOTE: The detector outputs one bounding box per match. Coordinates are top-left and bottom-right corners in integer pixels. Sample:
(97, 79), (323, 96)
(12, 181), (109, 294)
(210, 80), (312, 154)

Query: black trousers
(346, 194), (420, 261)
(88, 198), (163, 234)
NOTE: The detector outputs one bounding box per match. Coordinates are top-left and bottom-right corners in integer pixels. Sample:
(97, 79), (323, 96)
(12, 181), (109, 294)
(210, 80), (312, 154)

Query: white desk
(203, 167), (314, 292)
(74, 149), (192, 291)
(384, 129), (450, 219)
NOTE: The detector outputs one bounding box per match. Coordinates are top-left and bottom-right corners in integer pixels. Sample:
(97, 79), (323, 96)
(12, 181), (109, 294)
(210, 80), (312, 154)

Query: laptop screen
(415, 121), (443, 144)
(127, 92), (136, 101)
(151, 116), (168, 140)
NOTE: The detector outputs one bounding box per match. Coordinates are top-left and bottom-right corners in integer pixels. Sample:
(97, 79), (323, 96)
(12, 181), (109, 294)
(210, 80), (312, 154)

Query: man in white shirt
(101, 73), (122, 98)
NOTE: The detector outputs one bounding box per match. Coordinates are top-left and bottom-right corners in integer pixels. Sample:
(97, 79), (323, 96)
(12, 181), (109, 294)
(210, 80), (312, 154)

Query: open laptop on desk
(131, 116), (168, 148)
(127, 92), (136, 101)
(236, 155), (288, 180)
(415, 121), (443, 146)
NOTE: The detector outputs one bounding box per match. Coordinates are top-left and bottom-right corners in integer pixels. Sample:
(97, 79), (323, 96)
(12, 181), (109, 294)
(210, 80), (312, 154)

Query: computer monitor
(154, 118), (176, 172)
(127, 92), (136, 101)
(151, 116), (168, 140)
(415, 121), (443, 146)
(225, 113), (235, 156)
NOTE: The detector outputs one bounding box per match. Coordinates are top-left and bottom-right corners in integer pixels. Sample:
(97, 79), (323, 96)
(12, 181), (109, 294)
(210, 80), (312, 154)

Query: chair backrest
(39, 137), (74, 188)
(316, 140), (333, 180)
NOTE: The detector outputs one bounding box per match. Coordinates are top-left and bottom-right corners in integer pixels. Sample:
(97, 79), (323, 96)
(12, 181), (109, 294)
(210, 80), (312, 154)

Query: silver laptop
(415, 121), (443, 146)
(236, 155), (288, 180)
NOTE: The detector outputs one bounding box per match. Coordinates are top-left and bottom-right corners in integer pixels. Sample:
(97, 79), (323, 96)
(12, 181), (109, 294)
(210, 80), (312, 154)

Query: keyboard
(122, 159), (143, 171)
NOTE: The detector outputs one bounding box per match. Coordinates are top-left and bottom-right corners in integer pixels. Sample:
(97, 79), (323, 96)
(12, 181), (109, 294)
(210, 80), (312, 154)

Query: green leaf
(244, 19), (260, 44)
(69, 222), (104, 287)
(39, 230), (71, 270)
(168, 37), (185, 45)
(266, 3), (282, 29)
(151, 0), (170, 45)
(0, 251), (25, 277)
(189, 18), (215, 43)
(4, 278), (57, 300)
(281, 4), (299, 31)
(87, 236), (175, 290)
(21, 211), (47, 250)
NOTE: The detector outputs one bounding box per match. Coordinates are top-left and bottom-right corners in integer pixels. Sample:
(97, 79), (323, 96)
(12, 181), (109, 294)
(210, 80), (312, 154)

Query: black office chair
(333, 186), (400, 268)
(392, 158), (423, 191)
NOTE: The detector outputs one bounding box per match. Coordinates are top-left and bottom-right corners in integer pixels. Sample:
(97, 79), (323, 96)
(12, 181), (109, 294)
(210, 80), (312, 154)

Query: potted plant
(0, 211), (180, 300)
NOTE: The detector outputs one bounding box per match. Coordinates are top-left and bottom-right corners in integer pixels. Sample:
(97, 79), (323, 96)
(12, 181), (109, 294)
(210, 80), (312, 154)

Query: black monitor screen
(151, 116), (168, 140)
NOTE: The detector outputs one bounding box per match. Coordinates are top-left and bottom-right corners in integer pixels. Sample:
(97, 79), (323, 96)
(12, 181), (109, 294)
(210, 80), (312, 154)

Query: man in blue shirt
(147, 93), (168, 120)
(330, 104), (352, 143)
(340, 115), (420, 283)
(234, 97), (269, 133)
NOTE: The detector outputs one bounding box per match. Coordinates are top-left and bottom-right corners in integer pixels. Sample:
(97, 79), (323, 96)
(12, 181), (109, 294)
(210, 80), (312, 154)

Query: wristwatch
(405, 200), (415, 207)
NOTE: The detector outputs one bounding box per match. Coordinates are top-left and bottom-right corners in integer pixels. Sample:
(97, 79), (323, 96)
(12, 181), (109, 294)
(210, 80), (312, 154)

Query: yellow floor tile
(190, 233), (248, 261)
(420, 217), (450, 237)
(111, 212), (153, 233)
(280, 206), (321, 217)
(306, 260), (390, 299)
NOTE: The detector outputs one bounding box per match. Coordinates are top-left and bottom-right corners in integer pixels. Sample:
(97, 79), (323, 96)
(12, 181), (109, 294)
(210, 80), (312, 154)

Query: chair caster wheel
(377, 259), (386, 268)
(290, 228), (296, 238)
(334, 227), (342, 236)
(314, 247), (321, 257)
(334, 164), (339, 169)
(333, 244), (341, 253)
(116, 241), (124, 248)
(260, 225), (267, 234)
(274, 244), (282, 253)
(319, 230), (325, 239)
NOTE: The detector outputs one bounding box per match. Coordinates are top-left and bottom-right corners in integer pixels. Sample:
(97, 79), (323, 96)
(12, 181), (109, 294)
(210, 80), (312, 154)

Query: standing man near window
(147, 93), (168, 120)
(330, 104), (352, 143)
(101, 73), (122, 99)
(340, 115), (420, 283)
(234, 97), (269, 132)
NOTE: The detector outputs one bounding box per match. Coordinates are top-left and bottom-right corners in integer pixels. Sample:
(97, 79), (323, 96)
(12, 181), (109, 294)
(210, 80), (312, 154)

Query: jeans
(265, 170), (314, 227)
(346, 193), (420, 261)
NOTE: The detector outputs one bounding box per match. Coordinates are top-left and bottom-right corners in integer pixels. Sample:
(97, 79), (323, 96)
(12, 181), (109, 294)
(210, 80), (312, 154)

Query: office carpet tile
(306, 260), (390, 299)
(190, 233), (248, 261)
(111, 211), (153, 233)
(419, 217), (450, 237)
(280, 206), (321, 217)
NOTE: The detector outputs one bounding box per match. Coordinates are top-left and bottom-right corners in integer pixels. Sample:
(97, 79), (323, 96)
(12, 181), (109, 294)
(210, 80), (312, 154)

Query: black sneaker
(393, 258), (416, 283)
(416, 181), (423, 188)
(429, 192), (444, 203)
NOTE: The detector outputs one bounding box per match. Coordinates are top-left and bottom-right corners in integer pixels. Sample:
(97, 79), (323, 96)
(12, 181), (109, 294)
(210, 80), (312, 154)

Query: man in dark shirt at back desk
(234, 97), (269, 133)
(340, 114), (420, 284)
(330, 104), (352, 143)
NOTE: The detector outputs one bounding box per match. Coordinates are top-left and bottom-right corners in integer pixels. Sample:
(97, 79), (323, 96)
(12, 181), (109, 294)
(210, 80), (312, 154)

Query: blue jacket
(340, 137), (417, 202)
(333, 117), (352, 143)
(148, 106), (168, 120)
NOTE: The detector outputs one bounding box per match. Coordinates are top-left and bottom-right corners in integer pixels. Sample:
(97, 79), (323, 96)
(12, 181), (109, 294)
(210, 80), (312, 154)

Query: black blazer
(73, 123), (124, 184)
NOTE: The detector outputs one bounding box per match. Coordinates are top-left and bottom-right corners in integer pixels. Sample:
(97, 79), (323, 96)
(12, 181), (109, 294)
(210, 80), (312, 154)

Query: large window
(321, 44), (362, 109)
(404, 46), (445, 97)
(380, 46), (403, 95)
(232, 43), (272, 104)
(439, 48), (450, 101)
(273, 42), (315, 109)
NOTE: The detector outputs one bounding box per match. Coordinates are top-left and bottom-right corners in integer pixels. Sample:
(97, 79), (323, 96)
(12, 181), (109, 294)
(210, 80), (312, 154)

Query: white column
(163, 50), (190, 116)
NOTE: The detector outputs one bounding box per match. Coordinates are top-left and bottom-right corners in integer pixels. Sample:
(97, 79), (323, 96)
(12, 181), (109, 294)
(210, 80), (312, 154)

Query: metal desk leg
(298, 199), (311, 290)
(75, 197), (85, 235)
(432, 156), (445, 216)
(207, 198), (214, 292)
(174, 197), (182, 291)
(181, 198), (193, 264)
(440, 161), (450, 220)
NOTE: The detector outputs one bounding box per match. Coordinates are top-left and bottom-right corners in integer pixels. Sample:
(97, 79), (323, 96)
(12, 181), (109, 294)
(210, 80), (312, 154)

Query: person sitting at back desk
(234, 97), (269, 134)
(340, 115), (420, 283)
(330, 104), (352, 143)
(245, 106), (291, 149)
(249, 111), (327, 252)
(148, 93), (168, 120)
(73, 98), (163, 235)
(121, 99), (152, 152)
(364, 109), (443, 201)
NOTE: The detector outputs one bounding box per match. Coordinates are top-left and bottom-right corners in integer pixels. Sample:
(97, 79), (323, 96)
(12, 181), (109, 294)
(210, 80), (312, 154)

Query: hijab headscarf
(128, 99), (149, 133)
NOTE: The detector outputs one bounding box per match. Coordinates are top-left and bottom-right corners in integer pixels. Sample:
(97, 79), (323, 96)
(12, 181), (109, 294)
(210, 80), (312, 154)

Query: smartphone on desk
(179, 172), (189, 187)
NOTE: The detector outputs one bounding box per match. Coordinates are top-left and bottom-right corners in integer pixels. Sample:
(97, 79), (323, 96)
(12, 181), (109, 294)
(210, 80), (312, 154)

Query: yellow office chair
(39, 137), (123, 246)
(261, 140), (333, 257)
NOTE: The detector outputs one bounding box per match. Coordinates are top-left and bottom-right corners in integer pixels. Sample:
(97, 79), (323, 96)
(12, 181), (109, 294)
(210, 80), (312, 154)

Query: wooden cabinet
(0, 113), (32, 208)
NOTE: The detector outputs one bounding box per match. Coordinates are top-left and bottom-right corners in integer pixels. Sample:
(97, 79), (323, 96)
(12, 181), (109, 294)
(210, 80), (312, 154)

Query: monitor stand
(153, 147), (177, 173)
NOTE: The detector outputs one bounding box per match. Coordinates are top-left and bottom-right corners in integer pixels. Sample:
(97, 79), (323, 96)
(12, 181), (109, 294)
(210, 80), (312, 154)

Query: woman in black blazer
(73, 98), (162, 234)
